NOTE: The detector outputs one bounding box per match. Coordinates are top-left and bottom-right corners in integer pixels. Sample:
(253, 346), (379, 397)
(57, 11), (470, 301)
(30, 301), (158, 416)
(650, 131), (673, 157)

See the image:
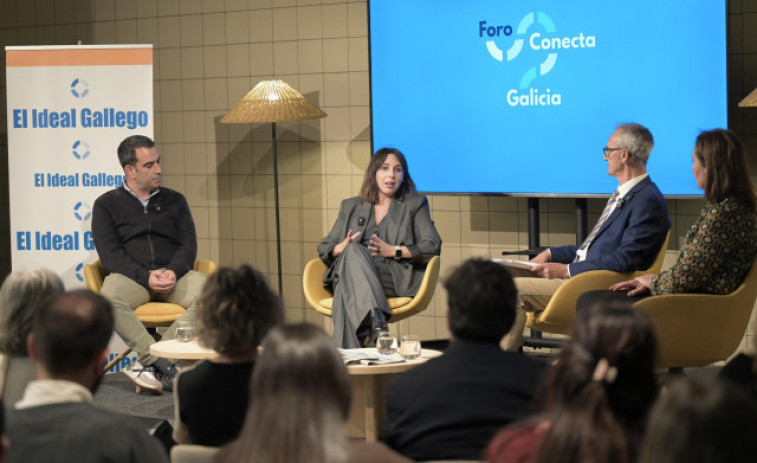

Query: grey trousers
(100, 270), (206, 365)
(331, 243), (391, 348)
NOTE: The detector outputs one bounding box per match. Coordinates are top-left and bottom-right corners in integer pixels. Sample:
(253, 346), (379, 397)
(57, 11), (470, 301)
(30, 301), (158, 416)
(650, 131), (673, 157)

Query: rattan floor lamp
(221, 80), (327, 296)
(739, 87), (757, 108)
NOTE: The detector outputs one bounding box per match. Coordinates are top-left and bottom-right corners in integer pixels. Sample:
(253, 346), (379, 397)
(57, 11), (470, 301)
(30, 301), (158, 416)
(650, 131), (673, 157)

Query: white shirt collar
(15, 379), (93, 409)
(123, 181), (159, 207)
(617, 173), (648, 198)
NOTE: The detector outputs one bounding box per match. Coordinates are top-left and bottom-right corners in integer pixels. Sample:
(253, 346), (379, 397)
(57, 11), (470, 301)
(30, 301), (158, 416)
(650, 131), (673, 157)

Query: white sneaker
(123, 366), (163, 393)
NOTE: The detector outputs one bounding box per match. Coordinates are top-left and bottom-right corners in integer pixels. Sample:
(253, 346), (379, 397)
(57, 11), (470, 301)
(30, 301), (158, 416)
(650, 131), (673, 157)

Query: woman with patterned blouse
(581, 129), (757, 303)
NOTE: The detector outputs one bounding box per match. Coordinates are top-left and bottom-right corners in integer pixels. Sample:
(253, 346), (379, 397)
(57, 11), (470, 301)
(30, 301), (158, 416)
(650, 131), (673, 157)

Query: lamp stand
(271, 122), (283, 298)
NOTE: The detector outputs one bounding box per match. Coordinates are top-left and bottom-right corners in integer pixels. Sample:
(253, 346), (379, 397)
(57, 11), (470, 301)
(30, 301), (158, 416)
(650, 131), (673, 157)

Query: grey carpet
(93, 372), (174, 424)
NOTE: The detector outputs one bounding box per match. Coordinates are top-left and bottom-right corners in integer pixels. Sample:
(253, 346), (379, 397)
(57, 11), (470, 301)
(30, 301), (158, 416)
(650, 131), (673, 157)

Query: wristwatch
(394, 246), (402, 261)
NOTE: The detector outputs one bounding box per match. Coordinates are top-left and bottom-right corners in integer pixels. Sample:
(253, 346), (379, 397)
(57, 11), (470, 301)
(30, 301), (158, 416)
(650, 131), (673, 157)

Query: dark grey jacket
(317, 193), (441, 296)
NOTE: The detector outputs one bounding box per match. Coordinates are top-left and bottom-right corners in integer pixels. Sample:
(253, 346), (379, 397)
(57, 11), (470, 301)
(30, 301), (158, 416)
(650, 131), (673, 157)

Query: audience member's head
(694, 128), (756, 210)
(195, 264), (284, 357)
(444, 258), (518, 344)
(0, 269), (64, 356)
(639, 380), (757, 463)
(29, 290), (114, 392)
(536, 301), (658, 463)
(214, 323), (352, 463)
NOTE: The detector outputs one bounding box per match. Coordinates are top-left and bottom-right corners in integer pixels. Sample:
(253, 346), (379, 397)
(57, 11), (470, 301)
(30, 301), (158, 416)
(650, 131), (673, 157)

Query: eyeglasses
(602, 147), (624, 156)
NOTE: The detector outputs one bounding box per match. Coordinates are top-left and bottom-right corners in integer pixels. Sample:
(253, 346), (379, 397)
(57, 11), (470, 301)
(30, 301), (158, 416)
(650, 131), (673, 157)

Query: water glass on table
(176, 321), (195, 342)
(376, 330), (398, 355)
(400, 335), (421, 360)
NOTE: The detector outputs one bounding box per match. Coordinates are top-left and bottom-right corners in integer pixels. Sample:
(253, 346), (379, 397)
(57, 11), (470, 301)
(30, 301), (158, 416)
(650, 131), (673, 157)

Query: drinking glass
(400, 335), (421, 360)
(175, 321), (195, 342)
(376, 330), (398, 355)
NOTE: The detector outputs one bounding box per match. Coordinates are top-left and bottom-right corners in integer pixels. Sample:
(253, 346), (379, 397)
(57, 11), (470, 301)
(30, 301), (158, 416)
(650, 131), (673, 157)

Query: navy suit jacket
(550, 176), (670, 276)
(382, 340), (549, 461)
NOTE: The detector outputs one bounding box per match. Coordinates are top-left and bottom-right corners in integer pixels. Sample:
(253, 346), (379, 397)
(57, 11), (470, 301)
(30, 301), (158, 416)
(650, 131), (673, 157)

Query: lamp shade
(221, 80), (327, 123)
(739, 87), (757, 107)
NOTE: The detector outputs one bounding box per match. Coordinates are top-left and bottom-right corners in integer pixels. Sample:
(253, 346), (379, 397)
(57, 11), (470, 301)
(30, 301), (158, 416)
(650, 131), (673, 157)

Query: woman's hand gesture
(332, 230), (362, 257)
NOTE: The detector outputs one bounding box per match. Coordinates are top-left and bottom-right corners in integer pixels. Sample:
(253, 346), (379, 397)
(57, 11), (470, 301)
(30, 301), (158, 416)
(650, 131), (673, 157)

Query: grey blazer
(318, 193), (442, 296)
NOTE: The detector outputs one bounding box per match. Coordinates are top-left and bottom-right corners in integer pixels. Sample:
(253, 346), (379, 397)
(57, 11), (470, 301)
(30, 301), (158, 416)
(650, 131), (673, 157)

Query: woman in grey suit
(318, 148), (441, 348)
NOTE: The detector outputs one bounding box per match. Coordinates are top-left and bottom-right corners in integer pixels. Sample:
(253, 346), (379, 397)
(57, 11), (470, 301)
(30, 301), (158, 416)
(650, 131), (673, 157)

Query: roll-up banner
(5, 45), (154, 372)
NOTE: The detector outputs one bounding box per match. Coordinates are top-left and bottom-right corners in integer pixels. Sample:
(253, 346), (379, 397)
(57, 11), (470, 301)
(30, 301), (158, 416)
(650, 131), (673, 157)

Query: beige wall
(1, 0), (757, 352)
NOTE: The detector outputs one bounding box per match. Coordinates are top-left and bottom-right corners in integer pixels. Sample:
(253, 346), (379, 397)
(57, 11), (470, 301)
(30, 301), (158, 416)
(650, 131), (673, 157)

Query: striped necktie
(575, 190), (619, 258)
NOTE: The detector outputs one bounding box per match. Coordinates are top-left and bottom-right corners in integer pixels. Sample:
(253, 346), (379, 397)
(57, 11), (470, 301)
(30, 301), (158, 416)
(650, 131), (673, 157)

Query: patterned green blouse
(650, 197), (757, 295)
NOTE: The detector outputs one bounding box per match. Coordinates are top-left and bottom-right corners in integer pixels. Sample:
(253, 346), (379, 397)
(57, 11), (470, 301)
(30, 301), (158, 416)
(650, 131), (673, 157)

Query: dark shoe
(371, 307), (389, 333)
(365, 308), (390, 347)
(152, 359), (179, 392)
(357, 315), (373, 347)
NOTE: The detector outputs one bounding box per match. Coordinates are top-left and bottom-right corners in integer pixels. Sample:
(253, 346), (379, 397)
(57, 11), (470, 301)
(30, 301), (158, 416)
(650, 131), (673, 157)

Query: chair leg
(104, 347), (132, 373)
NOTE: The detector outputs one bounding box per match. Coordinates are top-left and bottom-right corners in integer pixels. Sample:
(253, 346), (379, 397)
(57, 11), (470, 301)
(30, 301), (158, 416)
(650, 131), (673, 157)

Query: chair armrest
(528, 270), (637, 333)
(303, 258), (332, 309)
(83, 260), (105, 293)
(389, 255), (441, 320)
(635, 293), (753, 367)
(194, 260), (217, 276)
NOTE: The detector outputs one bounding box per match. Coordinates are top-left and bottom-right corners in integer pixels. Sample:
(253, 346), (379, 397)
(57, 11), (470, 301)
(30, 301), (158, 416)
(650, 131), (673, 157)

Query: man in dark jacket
(92, 135), (205, 393)
(382, 258), (549, 461)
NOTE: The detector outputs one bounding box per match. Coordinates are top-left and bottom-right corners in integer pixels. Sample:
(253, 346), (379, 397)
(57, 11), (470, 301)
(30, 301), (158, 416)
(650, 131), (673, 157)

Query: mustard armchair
(526, 231), (670, 335)
(303, 255), (441, 323)
(84, 259), (217, 371)
(634, 257), (757, 368)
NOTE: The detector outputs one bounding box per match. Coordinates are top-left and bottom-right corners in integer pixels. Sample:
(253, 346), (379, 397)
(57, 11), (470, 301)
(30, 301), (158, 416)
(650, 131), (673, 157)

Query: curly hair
(195, 265), (284, 356)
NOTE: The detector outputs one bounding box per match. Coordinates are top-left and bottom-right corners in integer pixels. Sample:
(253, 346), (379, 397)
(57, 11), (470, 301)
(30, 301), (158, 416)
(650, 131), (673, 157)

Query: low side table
(149, 340), (216, 367)
(344, 348), (442, 442)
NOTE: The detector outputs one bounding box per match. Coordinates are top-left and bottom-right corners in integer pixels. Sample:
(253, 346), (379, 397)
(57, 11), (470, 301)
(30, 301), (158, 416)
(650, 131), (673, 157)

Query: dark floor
(94, 371), (174, 423)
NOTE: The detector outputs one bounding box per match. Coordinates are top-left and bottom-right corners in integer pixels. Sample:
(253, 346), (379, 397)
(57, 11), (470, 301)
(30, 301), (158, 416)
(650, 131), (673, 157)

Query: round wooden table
(343, 348), (442, 442)
(149, 339), (216, 367)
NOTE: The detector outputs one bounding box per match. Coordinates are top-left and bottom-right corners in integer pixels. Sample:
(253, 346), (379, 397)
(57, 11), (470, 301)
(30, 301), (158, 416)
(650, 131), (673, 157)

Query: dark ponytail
(534, 302), (658, 463)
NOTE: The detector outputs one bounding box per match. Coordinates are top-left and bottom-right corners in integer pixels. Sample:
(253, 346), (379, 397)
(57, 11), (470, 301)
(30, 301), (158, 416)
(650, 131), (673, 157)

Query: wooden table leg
(363, 375), (380, 442)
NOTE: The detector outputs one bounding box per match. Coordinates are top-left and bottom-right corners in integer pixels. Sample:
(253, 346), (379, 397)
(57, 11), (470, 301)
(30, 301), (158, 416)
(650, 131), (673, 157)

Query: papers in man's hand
(493, 258), (537, 271)
(339, 349), (405, 366)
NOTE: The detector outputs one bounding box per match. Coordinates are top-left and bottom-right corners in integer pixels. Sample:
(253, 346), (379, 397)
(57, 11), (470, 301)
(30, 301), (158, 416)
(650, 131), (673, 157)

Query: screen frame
(366, 1), (730, 199)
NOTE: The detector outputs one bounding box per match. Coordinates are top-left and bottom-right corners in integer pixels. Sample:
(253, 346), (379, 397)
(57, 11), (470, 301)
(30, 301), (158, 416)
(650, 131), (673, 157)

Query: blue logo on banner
(72, 140), (91, 160)
(70, 78), (89, 98)
(75, 262), (84, 282)
(74, 201), (92, 221)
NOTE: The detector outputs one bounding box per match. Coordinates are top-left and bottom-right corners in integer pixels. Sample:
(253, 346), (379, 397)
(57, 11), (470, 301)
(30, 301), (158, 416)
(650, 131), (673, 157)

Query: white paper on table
(492, 258), (537, 271)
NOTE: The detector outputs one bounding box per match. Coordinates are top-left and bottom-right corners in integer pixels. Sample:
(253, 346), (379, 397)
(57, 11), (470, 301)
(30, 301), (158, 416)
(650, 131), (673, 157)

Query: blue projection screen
(369, 1), (727, 196)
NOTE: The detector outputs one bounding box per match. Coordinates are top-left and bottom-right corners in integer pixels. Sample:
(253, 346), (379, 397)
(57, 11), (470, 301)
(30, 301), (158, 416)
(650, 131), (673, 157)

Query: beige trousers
(500, 266), (567, 351)
(100, 270), (206, 365)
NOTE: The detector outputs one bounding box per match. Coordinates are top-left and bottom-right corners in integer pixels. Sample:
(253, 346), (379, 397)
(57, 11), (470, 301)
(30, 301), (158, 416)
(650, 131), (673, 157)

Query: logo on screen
(70, 78), (89, 98)
(73, 201), (92, 221)
(479, 12), (595, 107)
(72, 140), (91, 160)
(75, 262), (85, 282)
